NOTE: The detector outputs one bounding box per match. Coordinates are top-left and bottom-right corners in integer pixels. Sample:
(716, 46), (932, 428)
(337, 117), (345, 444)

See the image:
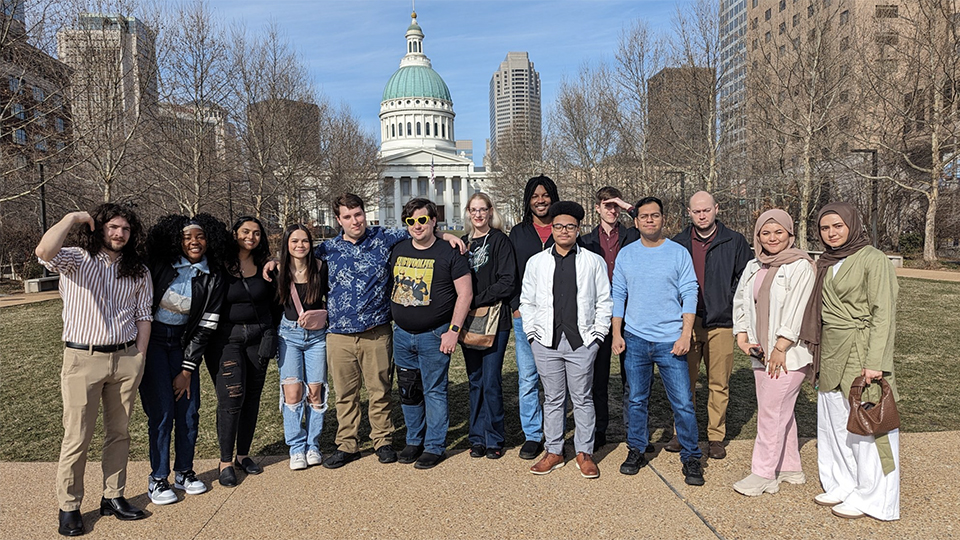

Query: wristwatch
(449, 324), (461, 333)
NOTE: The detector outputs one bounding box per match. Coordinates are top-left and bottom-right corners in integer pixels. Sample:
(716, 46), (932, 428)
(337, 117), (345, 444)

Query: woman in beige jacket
(732, 209), (815, 496)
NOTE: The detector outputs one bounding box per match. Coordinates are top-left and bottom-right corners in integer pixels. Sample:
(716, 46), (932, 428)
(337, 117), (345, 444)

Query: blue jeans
(140, 321), (200, 478)
(512, 316), (543, 442)
(622, 331), (702, 462)
(277, 317), (328, 456)
(462, 330), (509, 449)
(393, 324), (450, 455)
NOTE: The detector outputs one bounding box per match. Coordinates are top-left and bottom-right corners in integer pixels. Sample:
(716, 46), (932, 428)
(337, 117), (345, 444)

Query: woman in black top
(275, 224), (330, 470)
(205, 216), (276, 486)
(141, 213), (227, 504)
(460, 193), (517, 459)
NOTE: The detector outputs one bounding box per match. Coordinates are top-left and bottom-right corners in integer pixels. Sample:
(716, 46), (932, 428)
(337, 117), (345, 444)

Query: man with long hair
(36, 203), (153, 536)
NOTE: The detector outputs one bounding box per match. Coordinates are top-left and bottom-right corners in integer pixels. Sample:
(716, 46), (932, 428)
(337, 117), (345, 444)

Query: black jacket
(580, 222), (641, 261)
(461, 228), (517, 332)
(508, 222), (554, 312)
(672, 220), (751, 329)
(151, 263), (225, 372)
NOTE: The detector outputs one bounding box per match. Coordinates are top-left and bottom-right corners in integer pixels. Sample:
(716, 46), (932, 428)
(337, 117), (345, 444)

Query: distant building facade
(488, 51), (541, 166)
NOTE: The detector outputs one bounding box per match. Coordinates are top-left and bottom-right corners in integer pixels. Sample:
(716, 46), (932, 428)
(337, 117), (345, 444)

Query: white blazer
(519, 244), (612, 349)
(732, 257), (815, 371)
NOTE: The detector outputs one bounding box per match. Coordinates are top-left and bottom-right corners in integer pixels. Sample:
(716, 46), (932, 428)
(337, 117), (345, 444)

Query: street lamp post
(851, 148), (878, 247)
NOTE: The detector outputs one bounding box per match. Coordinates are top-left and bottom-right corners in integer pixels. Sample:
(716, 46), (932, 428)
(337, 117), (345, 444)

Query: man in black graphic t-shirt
(389, 198), (472, 470)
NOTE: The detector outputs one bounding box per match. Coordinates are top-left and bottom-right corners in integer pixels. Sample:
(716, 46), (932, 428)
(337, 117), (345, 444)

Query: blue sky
(205, 0), (678, 162)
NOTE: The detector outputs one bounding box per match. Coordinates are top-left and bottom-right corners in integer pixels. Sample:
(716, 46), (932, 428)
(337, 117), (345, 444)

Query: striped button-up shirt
(39, 247), (153, 345)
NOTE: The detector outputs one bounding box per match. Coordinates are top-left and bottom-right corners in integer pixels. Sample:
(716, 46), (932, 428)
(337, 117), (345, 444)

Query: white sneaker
(732, 473), (779, 496)
(776, 470), (806, 485)
(290, 453), (308, 470)
(306, 449), (323, 467)
(148, 477), (178, 505)
(814, 492), (843, 506)
(832, 503), (865, 519)
(174, 470), (208, 495)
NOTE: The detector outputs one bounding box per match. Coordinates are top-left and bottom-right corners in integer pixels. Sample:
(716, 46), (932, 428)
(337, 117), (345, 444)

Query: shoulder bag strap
(290, 280), (305, 315)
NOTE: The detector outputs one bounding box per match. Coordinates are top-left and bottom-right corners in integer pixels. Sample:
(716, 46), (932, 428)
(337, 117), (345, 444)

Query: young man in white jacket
(520, 201), (612, 478)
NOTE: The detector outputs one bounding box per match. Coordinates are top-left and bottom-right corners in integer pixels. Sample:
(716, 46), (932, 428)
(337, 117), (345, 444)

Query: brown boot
(529, 452), (565, 475)
(576, 452), (600, 479)
(664, 435), (682, 453)
(708, 441), (727, 459)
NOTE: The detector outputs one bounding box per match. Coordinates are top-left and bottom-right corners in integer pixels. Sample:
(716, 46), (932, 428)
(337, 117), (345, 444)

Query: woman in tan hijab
(800, 202), (900, 521)
(732, 209), (815, 496)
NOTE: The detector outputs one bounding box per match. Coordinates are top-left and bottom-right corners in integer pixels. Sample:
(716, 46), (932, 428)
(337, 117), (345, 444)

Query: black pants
(205, 323), (269, 463)
(592, 332), (628, 438)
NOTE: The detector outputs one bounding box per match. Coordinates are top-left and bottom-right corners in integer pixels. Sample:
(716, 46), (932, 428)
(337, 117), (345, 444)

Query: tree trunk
(923, 186), (939, 262)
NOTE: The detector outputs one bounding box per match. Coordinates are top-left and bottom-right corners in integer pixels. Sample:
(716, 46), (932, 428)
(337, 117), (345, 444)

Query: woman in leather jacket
(141, 213), (228, 506)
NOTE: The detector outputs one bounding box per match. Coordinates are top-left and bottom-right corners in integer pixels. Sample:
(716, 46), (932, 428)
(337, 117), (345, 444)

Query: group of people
(39, 176), (901, 538)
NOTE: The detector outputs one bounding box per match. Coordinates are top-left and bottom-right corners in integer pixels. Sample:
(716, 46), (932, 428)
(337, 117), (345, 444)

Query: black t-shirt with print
(389, 238), (471, 333)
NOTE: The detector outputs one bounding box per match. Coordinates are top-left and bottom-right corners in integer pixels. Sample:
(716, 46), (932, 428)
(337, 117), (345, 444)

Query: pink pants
(751, 365), (810, 479)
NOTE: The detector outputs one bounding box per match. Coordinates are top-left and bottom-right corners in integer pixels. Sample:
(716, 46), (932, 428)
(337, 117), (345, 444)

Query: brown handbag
(847, 376), (900, 436)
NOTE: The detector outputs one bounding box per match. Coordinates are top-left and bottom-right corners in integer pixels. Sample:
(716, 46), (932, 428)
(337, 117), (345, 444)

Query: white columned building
(377, 11), (488, 229)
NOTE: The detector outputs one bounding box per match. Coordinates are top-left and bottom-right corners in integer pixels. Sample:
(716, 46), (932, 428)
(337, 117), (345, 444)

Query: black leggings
(205, 323), (269, 463)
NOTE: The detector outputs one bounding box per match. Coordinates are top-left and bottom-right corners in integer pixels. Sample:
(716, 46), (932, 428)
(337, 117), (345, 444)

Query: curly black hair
(146, 213), (230, 272)
(226, 216), (271, 274)
(76, 203), (147, 279)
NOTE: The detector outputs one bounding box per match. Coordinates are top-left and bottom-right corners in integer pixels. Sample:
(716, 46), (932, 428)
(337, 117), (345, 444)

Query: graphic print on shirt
(469, 239), (490, 272)
(391, 256), (435, 307)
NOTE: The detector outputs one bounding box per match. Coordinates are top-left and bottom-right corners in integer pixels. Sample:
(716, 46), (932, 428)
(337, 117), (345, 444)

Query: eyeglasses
(636, 213), (662, 221)
(468, 207), (490, 215)
(404, 215), (432, 226)
(552, 223), (580, 232)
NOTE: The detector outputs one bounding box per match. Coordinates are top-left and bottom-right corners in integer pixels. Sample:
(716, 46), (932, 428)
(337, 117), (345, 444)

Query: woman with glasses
(459, 193), (517, 459)
(205, 216), (276, 487)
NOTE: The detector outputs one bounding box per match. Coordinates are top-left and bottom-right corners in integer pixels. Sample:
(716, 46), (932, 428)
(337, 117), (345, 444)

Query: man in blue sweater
(611, 196), (705, 486)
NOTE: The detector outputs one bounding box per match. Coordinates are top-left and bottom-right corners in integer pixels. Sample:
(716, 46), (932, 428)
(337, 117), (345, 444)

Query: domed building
(378, 12), (487, 228)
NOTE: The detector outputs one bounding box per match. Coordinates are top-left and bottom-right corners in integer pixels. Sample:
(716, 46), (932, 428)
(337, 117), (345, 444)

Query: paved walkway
(1, 433), (956, 539)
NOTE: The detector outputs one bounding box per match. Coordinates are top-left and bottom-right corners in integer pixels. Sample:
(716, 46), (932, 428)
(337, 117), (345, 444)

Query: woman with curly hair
(141, 213), (229, 506)
(275, 224), (329, 469)
(205, 216), (277, 486)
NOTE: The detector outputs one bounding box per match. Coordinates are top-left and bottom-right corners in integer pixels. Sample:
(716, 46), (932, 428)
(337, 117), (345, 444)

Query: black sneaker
(683, 458), (705, 486)
(375, 445), (398, 464)
(321, 450), (361, 469)
(398, 444), (424, 464)
(469, 444), (486, 458)
(414, 451), (446, 469)
(486, 447), (504, 459)
(619, 447), (648, 475)
(518, 440), (543, 460)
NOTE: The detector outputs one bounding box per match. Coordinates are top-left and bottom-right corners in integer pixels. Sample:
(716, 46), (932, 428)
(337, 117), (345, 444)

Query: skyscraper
(488, 52), (541, 165)
(57, 13), (158, 136)
(718, 0), (747, 162)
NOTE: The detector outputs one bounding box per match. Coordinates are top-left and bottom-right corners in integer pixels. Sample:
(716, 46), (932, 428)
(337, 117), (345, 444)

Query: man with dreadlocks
(37, 204), (153, 536)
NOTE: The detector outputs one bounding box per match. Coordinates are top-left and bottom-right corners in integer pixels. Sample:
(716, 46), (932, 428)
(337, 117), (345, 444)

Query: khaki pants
(326, 324), (394, 453)
(686, 317), (734, 442)
(57, 346), (144, 511)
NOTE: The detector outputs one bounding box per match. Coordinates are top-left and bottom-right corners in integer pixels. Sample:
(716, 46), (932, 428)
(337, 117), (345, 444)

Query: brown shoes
(529, 452), (565, 475)
(664, 436), (682, 453)
(708, 441), (727, 459)
(576, 452), (600, 479)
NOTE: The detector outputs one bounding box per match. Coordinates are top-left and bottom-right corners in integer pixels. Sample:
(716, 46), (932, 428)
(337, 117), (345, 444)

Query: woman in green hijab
(800, 202), (900, 521)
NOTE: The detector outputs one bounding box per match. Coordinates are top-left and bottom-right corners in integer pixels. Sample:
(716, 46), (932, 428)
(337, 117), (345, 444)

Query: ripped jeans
(277, 317), (328, 456)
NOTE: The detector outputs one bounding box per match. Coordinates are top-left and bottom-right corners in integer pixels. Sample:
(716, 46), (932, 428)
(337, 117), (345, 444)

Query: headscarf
(799, 202), (871, 383)
(752, 209), (813, 357)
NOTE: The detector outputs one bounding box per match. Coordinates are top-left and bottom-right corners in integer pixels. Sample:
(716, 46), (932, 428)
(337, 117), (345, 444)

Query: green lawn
(1, 277), (958, 462)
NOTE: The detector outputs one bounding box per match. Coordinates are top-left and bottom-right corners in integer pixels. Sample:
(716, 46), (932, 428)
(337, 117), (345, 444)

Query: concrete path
(895, 267), (960, 282)
(1, 433), (956, 539)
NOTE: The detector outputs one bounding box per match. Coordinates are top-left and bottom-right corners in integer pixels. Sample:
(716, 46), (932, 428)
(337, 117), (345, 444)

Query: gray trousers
(532, 334), (598, 455)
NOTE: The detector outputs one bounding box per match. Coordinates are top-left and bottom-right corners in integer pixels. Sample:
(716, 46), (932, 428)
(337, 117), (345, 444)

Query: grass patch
(2, 276), (958, 462)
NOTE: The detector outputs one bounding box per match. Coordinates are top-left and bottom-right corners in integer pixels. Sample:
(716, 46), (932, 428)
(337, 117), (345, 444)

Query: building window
(401, 178), (411, 196)
(808, 4), (815, 17)
(779, 21), (786, 34)
(765, 31), (772, 42)
(13, 103), (24, 119)
(840, 90), (849, 102)
(425, 122), (430, 135)
(752, 38), (759, 50)
(875, 31), (899, 46)
(780, 0), (786, 11)
(391, 124), (396, 137)
(751, 17), (758, 29)
(752, 0), (758, 7)
(8, 77), (20, 93)
(876, 4), (898, 18)
(407, 122), (412, 136)
(840, 10), (849, 24)
(35, 135), (47, 152)
(434, 122), (438, 136)
(55, 117), (66, 132)
(765, 8), (771, 20)
(840, 36), (850, 50)
(417, 178), (428, 196)
(416, 122), (421, 135)
(13, 129), (26, 145)
(32, 86), (44, 101)
(793, 13), (800, 26)
(442, 123), (446, 138)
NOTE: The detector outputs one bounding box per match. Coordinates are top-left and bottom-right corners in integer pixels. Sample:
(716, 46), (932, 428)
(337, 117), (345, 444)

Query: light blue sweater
(612, 238), (698, 342)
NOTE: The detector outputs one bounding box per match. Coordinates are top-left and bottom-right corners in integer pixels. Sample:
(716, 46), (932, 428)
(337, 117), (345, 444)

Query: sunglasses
(404, 215), (432, 226)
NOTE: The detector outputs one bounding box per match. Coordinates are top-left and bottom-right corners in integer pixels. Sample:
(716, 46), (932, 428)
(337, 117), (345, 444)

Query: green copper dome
(382, 65), (451, 102)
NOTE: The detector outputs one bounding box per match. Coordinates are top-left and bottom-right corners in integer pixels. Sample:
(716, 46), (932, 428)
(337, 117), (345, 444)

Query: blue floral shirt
(316, 226), (408, 334)
(155, 256), (209, 325)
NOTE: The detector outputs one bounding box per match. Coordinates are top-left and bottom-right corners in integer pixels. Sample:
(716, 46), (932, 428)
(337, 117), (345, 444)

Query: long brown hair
(77, 203), (146, 279)
(277, 224), (324, 305)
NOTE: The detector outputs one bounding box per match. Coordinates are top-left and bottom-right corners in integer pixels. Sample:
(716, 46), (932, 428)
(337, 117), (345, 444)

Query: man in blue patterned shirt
(316, 193), (463, 469)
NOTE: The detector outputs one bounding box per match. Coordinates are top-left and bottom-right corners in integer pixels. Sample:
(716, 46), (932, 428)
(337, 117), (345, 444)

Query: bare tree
(746, 0), (849, 248)
(316, 102), (381, 207)
(853, 0), (960, 261)
(488, 124), (544, 225)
